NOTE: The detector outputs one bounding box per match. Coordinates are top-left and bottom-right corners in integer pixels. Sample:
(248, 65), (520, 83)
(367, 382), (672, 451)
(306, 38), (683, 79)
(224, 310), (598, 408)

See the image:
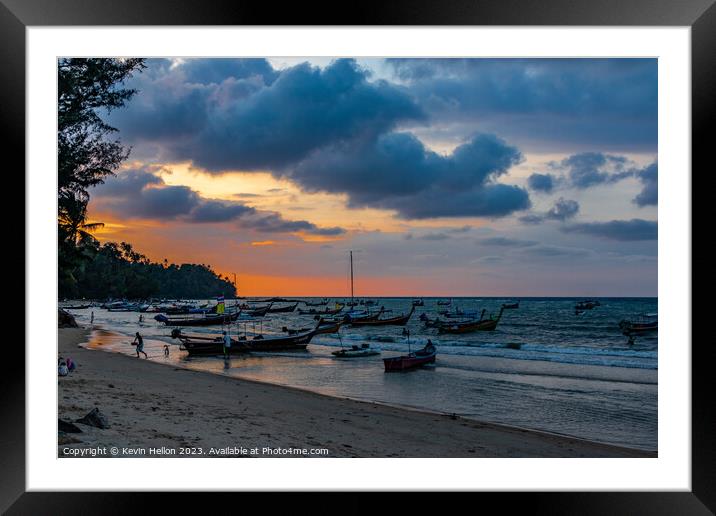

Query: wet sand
(58, 327), (655, 458)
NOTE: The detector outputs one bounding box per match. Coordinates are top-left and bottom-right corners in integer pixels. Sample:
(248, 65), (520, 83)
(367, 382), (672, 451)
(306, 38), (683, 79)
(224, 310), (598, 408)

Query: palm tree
(58, 198), (104, 246)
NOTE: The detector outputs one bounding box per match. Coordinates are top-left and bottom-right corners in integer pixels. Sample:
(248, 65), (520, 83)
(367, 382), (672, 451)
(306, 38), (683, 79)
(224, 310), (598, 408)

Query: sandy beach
(58, 327), (655, 458)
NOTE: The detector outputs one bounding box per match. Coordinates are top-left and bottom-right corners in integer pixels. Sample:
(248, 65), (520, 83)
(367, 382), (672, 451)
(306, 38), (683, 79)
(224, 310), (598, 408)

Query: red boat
(383, 341), (437, 372)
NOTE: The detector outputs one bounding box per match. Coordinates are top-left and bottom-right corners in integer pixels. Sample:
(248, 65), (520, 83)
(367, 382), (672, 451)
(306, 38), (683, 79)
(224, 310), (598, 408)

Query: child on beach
(222, 330), (232, 359)
(132, 332), (148, 359)
(163, 344), (169, 357)
(58, 357), (69, 377)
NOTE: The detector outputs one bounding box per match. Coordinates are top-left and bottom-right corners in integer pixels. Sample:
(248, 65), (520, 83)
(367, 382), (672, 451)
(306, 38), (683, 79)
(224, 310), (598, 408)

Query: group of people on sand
(58, 356), (76, 376)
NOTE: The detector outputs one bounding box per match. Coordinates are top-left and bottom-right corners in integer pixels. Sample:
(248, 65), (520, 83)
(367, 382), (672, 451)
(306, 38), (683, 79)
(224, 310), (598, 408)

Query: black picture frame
(3, 0), (710, 512)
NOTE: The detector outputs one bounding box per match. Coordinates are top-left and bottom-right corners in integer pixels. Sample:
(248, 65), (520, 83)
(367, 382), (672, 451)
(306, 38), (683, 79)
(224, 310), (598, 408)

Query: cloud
(527, 173), (557, 193)
(519, 214), (544, 225)
(518, 244), (594, 258)
(386, 58), (657, 151)
(561, 219), (657, 241)
(289, 132), (530, 219)
(517, 198), (579, 224)
(530, 154), (657, 207)
(633, 162), (657, 206)
(478, 237), (537, 247)
(92, 168), (345, 236)
(544, 198), (580, 221)
(186, 200), (254, 223)
(111, 58), (425, 172)
(244, 213), (345, 236)
(550, 152), (633, 189)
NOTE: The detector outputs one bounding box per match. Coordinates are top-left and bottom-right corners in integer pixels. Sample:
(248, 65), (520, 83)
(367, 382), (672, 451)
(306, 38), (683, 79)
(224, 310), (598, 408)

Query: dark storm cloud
(92, 168), (345, 235)
(633, 162), (658, 206)
(527, 173), (557, 193)
(289, 132), (530, 219)
(386, 58), (657, 150)
(544, 198), (580, 221)
(111, 58), (425, 171)
(561, 219), (657, 241)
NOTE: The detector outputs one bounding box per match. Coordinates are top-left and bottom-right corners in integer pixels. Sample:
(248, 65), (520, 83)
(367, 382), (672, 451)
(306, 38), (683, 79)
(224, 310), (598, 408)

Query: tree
(58, 58), (145, 297)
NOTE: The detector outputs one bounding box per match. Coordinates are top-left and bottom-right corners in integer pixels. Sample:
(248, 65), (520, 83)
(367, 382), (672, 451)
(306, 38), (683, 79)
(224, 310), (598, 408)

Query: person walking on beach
(132, 332), (148, 359)
(222, 330), (232, 359)
(90, 311), (94, 324)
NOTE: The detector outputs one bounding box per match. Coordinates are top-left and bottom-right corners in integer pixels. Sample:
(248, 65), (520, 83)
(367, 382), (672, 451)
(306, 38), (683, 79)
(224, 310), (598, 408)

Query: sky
(86, 57), (658, 297)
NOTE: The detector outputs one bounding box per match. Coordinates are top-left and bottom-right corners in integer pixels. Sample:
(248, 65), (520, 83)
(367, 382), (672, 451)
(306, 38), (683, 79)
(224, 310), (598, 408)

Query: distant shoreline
(58, 327), (655, 458)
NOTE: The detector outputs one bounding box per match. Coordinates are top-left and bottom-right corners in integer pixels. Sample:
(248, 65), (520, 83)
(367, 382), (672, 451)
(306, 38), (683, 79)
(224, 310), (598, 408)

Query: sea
(64, 297), (658, 451)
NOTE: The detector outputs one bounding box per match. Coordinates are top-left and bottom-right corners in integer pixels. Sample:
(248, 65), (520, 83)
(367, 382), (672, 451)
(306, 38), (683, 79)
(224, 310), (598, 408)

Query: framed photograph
(5, 0), (710, 512)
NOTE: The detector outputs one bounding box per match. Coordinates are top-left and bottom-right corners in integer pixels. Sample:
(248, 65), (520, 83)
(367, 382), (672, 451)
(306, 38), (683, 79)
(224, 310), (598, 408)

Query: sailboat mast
(350, 250), (354, 302)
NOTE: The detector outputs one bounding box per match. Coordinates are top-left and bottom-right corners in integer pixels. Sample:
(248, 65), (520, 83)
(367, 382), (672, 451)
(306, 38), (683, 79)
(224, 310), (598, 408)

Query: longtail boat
(282, 319), (344, 336)
(502, 301), (519, 309)
(350, 305), (415, 327)
(383, 341), (437, 371)
(268, 302), (298, 313)
(297, 304), (344, 316)
(437, 299), (452, 306)
(343, 307), (383, 323)
(245, 303), (273, 317)
(171, 321), (320, 355)
(437, 307), (504, 334)
(303, 298), (328, 306)
(618, 313), (657, 336)
(575, 300), (600, 312)
(154, 310), (243, 326)
(170, 330), (251, 355)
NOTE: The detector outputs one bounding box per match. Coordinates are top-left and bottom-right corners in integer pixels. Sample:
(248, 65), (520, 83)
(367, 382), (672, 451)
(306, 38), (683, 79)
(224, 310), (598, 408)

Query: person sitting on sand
(58, 357), (69, 377)
(222, 330), (231, 359)
(132, 332), (148, 359)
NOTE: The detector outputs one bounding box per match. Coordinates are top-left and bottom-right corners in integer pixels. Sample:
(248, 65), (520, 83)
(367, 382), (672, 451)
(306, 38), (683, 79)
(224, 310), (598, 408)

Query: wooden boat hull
(438, 319), (499, 333)
(383, 350), (436, 371)
(350, 306), (415, 327)
(619, 320), (658, 335)
(438, 307), (503, 333)
(332, 347), (381, 358)
(267, 303), (298, 313)
(155, 311), (242, 326)
(285, 320), (344, 336)
(176, 327), (317, 355)
(245, 303), (273, 317)
(298, 306), (343, 316)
